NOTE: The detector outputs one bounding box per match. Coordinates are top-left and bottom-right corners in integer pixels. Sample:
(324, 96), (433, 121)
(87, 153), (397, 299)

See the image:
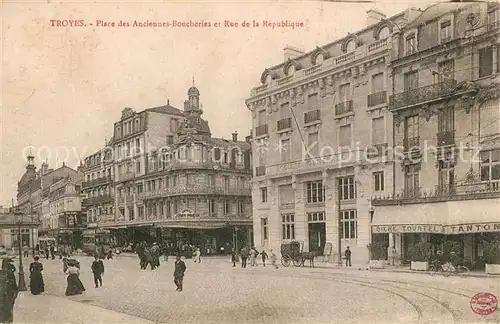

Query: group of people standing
(231, 246), (279, 269)
(135, 242), (162, 270)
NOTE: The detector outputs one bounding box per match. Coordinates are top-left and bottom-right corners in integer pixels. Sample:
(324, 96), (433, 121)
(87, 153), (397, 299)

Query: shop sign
(372, 224), (445, 234)
(445, 223), (500, 234)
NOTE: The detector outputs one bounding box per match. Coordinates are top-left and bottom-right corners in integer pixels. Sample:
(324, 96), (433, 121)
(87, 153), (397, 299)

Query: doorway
(308, 222), (326, 255)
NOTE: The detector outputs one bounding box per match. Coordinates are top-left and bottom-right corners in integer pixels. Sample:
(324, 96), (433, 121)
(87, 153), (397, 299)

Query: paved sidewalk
(14, 292), (151, 324)
(312, 261), (497, 278)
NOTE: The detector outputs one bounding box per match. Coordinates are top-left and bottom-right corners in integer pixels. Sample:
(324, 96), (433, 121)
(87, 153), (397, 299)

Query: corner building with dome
(81, 83), (254, 254)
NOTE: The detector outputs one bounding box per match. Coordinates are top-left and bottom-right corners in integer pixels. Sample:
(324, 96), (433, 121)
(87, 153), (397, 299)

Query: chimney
(283, 45), (305, 61)
(41, 162), (49, 175)
(232, 131), (238, 142)
(366, 9), (386, 26)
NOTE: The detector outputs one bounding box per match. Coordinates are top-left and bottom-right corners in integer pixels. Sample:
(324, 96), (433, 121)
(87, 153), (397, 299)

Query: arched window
(379, 26), (390, 39)
(346, 40), (356, 52)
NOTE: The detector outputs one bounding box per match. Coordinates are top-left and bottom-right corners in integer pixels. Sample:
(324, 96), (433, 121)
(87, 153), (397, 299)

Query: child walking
(270, 249), (278, 269)
(261, 250), (268, 267)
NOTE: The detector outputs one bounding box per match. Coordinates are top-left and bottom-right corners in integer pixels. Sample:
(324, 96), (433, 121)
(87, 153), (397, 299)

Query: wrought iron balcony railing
(372, 180), (500, 206)
(82, 195), (113, 206)
(403, 137), (420, 152)
(255, 124), (268, 137)
(82, 176), (112, 188)
(304, 109), (321, 124)
(367, 91), (387, 107)
(437, 130), (455, 146)
(255, 166), (266, 177)
(389, 80), (457, 110)
(335, 100), (353, 115)
(136, 185), (252, 200)
(277, 117), (292, 131)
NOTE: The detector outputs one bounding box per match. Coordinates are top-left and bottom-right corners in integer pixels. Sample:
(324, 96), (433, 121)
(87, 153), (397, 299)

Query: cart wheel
(293, 258), (303, 267)
(456, 265), (469, 276)
(281, 256), (291, 267)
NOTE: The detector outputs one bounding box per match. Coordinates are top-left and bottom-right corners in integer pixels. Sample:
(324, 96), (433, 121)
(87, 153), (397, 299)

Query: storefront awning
(371, 198), (500, 235)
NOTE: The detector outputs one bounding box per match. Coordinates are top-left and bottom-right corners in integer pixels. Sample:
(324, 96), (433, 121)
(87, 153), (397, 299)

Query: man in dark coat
(0, 258), (19, 323)
(91, 255), (105, 288)
(240, 246), (249, 268)
(345, 246), (352, 267)
(173, 255), (186, 292)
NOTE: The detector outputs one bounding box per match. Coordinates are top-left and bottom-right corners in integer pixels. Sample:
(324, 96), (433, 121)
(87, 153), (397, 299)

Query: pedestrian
(270, 249), (278, 269)
(49, 245), (55, 260)
(29, 256), (45, 295)
(23, 244), (29, 258)
(240, 246), (249, 268)
(250, 247), (258, 266)
(145, 247), (154, 270)
(91, 254), (104, 288)
(62, 257), (69, 273)
(106, 248), (113, 260)
(261, 250), (268, 267)
(163, 243), (169, 262)
(64, 259), (85, 296)
(173, 255), (186, 292)
(345, 246), (352, 267)
(151, 243), (160, 268)
(35, 244), (40, 256)
(0, 258), (19, 323)
(136, 243), (146, 269)
(193, 248), (201, 263)
(44, 246), (49, 259)
(231, 249), (238, 267)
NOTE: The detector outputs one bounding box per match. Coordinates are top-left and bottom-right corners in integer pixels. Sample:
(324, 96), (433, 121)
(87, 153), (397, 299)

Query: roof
(406, 2), (472, 29)
(0, 212), (39, 228)
(145, 104), (184, 116)
(209, 138), (251, 150)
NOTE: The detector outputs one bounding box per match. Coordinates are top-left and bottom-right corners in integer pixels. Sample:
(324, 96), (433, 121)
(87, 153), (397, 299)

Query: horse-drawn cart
(280, 241), (316, 268)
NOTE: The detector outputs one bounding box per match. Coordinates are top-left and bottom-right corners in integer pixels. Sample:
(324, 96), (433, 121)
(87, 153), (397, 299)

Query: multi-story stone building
(246, 9), (422, 264)
(15, 154), (82, 249)
(99, 84), (253, 253)
(371, 2), (500, 268)
(81, 145), (115, 228)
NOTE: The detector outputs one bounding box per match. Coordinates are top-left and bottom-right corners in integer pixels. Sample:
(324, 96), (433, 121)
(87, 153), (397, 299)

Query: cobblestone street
(13, 256), (500, 324)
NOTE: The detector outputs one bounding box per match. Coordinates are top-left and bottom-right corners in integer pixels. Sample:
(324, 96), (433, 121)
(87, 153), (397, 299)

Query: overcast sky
(1, 0), (443, 206)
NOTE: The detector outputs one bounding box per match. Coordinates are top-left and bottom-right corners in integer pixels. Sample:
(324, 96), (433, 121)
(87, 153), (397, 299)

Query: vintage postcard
(1, 0), (500, 323)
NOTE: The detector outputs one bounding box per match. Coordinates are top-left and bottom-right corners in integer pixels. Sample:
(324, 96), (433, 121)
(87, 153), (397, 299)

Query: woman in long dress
(65, 259), (85, 296)
(29, 256), (45, 295)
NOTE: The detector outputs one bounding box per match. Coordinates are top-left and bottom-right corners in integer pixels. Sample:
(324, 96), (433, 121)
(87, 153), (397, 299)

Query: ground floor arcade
(103, 219), (253, 255)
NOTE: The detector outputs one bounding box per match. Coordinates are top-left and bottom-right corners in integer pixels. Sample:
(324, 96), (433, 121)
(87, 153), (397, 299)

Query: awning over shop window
(371, 198), (500, 235)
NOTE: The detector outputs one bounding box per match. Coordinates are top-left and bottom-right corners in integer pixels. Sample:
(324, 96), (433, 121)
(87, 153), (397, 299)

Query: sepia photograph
(1, 0), (500, 323)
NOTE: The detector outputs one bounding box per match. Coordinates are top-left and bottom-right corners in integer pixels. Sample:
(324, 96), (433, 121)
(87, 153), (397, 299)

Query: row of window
(119, 199), (246, 220)
(260, 210), (357, 241)
(85, 168), (112, 182)
(260, 175), (385, 204)
(86, 186), (113, 198)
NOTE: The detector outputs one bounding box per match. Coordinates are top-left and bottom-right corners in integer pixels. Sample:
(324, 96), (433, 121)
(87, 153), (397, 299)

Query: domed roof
(188, 86), (200, 96)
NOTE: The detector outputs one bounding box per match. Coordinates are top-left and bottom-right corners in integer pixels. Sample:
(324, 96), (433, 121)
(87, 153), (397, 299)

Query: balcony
(166, 160), (215, 171)
(255, 124), (268, 137)
(437, 130), (455, 146)
(335, 100), (353, 115)
(304, 109), (321, 124)
(119, 171), (136, 181)
(367, 91), (387, 107)
(366, 143), (389, 158)
(137, 185), (251, 199)
(82, 194), (113, 206)
(277, 117), (292, 131)
(255, 166), (266, 177)
(389, 80), (457, 110)
(117, 195), (134, 204)
(403, 137), (420, 152)
(250, 38), (389, 95)
(280, 202), (295, 209)
(82, 176), (112, 188)
(372, 180), (500, 206)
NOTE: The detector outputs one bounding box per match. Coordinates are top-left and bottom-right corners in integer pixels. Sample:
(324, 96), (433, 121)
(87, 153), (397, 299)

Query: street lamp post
(369, 207), (375, 261)
(15, 210), (27, 291)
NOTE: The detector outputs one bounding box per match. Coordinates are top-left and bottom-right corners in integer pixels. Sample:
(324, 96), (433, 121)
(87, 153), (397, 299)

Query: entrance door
(308, 223), (326, 255)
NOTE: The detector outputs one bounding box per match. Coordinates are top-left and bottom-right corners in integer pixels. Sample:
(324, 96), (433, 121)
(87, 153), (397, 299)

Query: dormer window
(378, 26), (390, 39)
(346, 40), (356, 52)
(287, 65), (295, 76)
(265, 74), (272, 84)
(315, 53), (324, 65)
(405, 32), (417, 56)
(439, 20), (452, 44)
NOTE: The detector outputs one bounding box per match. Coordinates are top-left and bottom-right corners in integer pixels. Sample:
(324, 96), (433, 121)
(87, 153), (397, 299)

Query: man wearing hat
(173, 255), (186, 292)
(0, 257), (19, 323)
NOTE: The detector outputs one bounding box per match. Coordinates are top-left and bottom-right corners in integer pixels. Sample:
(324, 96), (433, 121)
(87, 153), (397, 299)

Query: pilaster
(294, 179), (308, 251)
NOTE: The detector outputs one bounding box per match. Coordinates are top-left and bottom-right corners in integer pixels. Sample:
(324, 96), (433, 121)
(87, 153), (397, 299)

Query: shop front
(371, 198), (500, 268)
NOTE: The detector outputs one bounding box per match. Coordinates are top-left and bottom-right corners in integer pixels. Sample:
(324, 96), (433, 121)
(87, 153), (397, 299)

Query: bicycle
(429, 259), (469, 277)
